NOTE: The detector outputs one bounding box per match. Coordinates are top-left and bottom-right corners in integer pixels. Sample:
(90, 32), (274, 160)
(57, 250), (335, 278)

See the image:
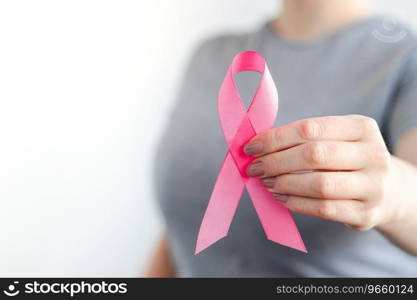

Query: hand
(244, 114), (406, 231)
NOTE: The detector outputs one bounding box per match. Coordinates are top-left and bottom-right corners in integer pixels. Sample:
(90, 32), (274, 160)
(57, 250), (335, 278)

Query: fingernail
(244, 141), (263, 155)
(261, 177), (276, 188)
(246, 161), (265, 177)
(273, 193), (289, 203)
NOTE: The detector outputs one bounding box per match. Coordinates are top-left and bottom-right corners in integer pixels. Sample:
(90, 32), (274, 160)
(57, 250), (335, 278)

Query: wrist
(377, 156), (417, 233)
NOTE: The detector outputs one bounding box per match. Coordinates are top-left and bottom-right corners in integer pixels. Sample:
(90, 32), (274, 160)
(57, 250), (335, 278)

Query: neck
(272, 0), (371, 41)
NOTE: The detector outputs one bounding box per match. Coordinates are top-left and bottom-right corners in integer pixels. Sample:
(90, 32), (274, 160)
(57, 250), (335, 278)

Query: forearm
(377, 156), (417, 256)
(145, 233), (176, 277)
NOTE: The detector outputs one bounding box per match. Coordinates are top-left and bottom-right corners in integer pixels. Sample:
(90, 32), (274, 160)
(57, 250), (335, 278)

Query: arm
(145, 233), (176, 277)
(378, 129), (417, 255)
(244, 115), (417, 256)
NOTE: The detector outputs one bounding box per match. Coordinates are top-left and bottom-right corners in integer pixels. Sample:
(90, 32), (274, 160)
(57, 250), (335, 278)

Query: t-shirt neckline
(261, 15), (383, 50)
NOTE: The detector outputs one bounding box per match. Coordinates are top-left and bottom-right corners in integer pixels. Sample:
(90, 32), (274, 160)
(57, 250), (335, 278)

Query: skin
(145, 234), (176, 277)
(146, 0), (417, 276)
(272, 0), (370, 41)
(244, 116), (417, 256)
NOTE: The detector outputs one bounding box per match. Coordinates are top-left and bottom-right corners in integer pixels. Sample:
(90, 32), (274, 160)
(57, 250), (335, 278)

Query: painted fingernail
(244, 141), (263, 155)
(261, 177), (276, 188)
(246, 161), (265, 177)
(273, 193), (289, 203)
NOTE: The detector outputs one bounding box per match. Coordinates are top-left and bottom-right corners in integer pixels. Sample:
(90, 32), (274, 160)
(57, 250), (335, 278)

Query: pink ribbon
(195, 51), (307, 254)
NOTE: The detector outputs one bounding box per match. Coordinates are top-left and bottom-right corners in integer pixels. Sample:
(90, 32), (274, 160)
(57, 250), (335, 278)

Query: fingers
(273, 195), (370, 228)
(241, 114), (386, 230)
(261, 171), (373, 200)
(246, 141), (368, 178)
(244, 115), (380, 157)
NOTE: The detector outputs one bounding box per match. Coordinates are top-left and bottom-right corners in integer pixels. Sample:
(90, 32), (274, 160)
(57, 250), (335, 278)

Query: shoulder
(336, 16), (417, 82)
(373, 17), (417, 82)
(192, 32), (251, 61)
(183, 31), (255, 82)
(366, 16), (417, 59)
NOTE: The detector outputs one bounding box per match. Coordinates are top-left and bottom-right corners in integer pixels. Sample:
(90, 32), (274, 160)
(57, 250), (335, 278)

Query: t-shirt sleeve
(385, 44), (417, 151)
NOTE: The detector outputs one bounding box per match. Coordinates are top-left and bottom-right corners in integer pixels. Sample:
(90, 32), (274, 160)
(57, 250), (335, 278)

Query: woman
(148, 0), (417, 277)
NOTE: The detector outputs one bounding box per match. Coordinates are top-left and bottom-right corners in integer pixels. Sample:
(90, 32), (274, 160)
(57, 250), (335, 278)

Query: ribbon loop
(195, 51), (306, 255)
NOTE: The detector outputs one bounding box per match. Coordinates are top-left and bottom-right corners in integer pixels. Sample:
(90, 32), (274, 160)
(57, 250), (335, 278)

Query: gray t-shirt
(155, 16), (417, 277)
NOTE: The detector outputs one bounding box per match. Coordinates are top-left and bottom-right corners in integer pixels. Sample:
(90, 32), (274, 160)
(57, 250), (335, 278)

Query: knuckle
(315, 174), (335, 198)
(348, 224), (367, 232)
(299, 119), (322, 140)
(272, 128), (284, 148)
(316, 201), (335, 219)
(349, 114), (363, 120)
(373, 147), (391, 172)
(274, 177), (285, 192)
(366, 142), (391, 172)
(297, 199), (310, 215)
(371, 176), (386, 200)
(264, 155), (279, 176)
(361, 116), (379, 132)
(357, 206), (379, 231)
(304, 142), (327, 166)
(380, 156), (391, 172)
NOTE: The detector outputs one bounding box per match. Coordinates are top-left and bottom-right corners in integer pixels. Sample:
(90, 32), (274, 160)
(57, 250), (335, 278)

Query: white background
(0, 0), (416, 276)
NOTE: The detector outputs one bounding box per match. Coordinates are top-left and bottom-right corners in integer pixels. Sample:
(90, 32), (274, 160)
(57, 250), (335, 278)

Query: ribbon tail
(195, 152), (244, 254)
(246, 178), (307, 253)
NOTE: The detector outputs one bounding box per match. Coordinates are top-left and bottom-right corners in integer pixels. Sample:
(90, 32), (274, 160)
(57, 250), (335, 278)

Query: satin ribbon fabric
(195, 51), (307, 254)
